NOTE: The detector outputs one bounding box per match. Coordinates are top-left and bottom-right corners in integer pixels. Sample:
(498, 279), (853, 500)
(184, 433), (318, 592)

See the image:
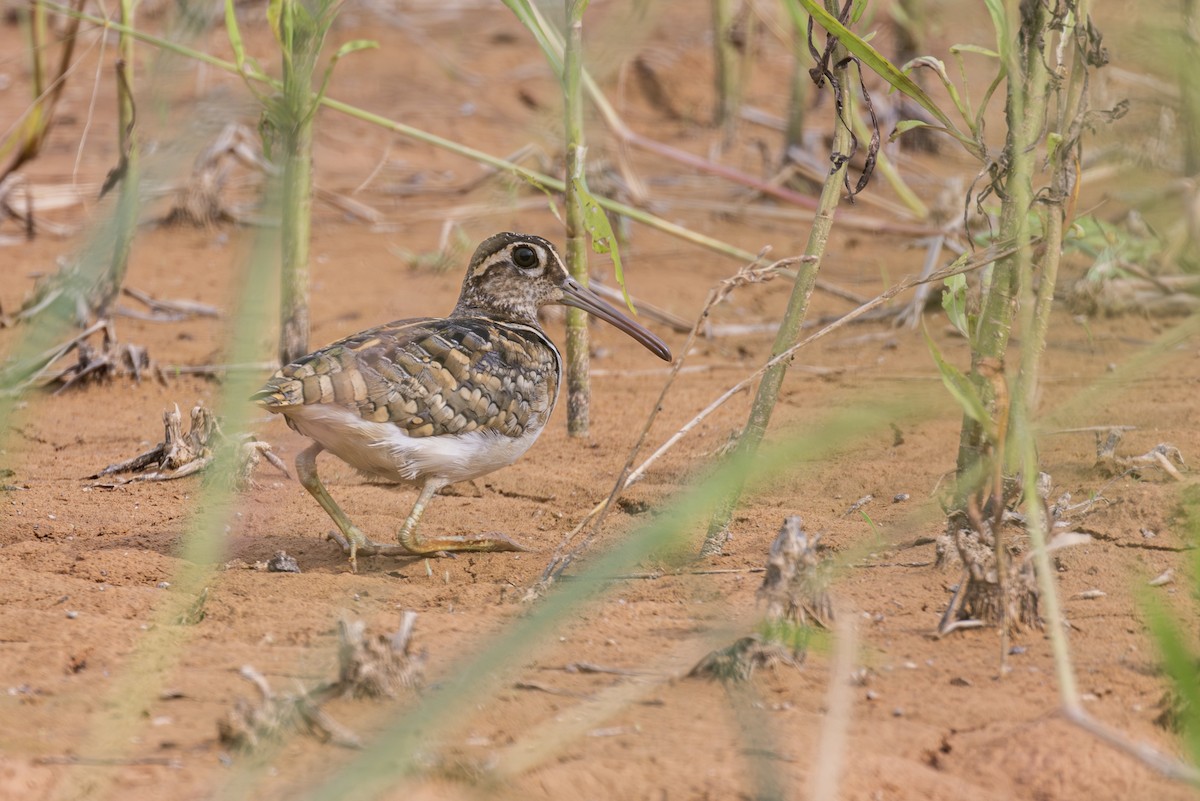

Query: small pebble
(892, 707), (904, 717)
(266, 551), (301, 574)
(865, 690), (879, 701)
(1148, 569), (1174, 587)
(892, 493), (910, 503)
(949, 677), (972, 687)
(157, 581), (171, 589)
(1009, 645), (1026, 655)
(66, 610), (78, 619)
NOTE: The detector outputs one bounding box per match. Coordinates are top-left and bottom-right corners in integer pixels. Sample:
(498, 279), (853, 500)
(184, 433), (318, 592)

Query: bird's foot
(325, 530), (413, 572)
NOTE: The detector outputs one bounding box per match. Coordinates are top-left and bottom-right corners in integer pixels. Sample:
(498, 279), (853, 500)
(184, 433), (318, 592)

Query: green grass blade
(576, 178), (633, 312)
(1145, 597), (1200, 765)
(922, 323), (995, 440)
(223, 0), (246, 70)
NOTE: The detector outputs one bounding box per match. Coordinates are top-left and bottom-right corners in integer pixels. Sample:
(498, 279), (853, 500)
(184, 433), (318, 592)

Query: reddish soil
(1, 3), (1197, 801)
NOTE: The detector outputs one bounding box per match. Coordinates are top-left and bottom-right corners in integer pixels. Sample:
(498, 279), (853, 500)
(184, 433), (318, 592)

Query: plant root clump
(334, 612), (426, 698)
(691, 516), (832, 681)
(1095, 428), (1186, 482)
(945, 512), (1041, 632)
(53, 328), (155, 393)
(88, 403), (289, 488)
(218, 666), (360, 752)
(757, 515), (834, 629)
(161, 123), (263, 227)
(688, 635), (801, 682)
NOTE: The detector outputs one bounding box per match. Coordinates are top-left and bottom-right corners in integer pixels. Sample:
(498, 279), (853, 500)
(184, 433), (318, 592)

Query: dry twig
(536, 254), (790, 586)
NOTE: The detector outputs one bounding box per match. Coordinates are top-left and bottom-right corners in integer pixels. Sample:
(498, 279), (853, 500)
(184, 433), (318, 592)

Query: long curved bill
(559, 277), (672, 362)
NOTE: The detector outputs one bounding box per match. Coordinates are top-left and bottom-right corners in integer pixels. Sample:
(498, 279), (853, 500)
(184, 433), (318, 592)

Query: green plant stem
(953, 0), (1051, 492)
(44, 1), (912, 268)
(275, 399), (899, 801)
(96, 0), (139, 318)
(1, 0), (83, 183)
(785, 7), (808, 154)
(274, 0), (323, 367)
(1182, 0), (1200, 174)
(712, 0), (741, 140)
(564, 0), (589, 437)
(511, 1), (931, 224)
(700, 13), (852, 556)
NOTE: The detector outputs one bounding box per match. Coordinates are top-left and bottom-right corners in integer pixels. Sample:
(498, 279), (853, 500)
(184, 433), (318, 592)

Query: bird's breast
(282, 403), (549, 485)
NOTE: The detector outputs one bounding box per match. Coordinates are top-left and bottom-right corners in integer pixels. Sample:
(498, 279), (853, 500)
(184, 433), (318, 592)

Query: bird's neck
(451, 297), (540, 328)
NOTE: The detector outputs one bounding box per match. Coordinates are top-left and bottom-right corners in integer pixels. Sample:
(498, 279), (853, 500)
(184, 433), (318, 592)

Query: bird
(253, 232), (672, 571)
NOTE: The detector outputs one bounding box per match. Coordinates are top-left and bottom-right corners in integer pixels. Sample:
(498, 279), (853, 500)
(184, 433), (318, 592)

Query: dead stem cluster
(691, 516), (832, 681)
(88, 402), (288, 488)
(220, 614), (423, 753)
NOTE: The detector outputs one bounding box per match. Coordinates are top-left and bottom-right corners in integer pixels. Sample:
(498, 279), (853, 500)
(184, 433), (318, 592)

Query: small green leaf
(1145, 598), (1200, 765)
(575, 178), (634, 312)
(791, 0), (976, 155)
(892, 119), (937, 136)
(1047, 131), (1063, 161)
(333, 39), (379, 59)
(922, 324), (995, 441)
(314, 39), (379, 105)
(949, 43), (999, 58)
(941, 273), (969, 338)
(982, 0), (1010, 63)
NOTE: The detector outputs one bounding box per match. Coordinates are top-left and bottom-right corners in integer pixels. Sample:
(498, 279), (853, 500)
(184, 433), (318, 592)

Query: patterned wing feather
(254, 317), (561, 439)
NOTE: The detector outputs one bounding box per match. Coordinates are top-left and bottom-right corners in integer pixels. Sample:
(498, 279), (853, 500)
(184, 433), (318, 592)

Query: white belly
(282, 404), (544, 485)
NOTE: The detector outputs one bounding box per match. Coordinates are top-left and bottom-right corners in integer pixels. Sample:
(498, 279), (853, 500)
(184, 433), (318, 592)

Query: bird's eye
(512, 245), (539, 270)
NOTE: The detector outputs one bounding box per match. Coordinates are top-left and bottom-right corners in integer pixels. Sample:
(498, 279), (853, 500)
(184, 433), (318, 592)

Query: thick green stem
(95, 0), (139, 318)
(276, 0), (318, 367)
(701, 22), (851, 556)
(1014, 1), (1088, 489)
(784, 7), (807, 154)
(711, 0), (741, 140)
(36, 1), (790, 268)
(564, 0), (589, 437)
(953, 0), (1052, 492)
(1182, 0), (1200, 175)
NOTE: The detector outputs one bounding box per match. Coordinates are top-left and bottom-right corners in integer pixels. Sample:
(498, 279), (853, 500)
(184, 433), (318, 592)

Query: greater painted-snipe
(253, 232), (671, 570)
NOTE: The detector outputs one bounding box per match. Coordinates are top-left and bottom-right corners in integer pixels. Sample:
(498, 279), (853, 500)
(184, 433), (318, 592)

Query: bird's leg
(397, 478), (530, 555)
(295, 443), (408, 571)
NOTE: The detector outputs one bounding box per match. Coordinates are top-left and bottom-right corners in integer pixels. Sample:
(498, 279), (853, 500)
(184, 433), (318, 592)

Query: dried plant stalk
(335, 613), (425, 698)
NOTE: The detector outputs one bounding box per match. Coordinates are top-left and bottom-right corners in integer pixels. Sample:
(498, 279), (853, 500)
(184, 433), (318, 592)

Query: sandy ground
(1, 3), (1198, 800)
